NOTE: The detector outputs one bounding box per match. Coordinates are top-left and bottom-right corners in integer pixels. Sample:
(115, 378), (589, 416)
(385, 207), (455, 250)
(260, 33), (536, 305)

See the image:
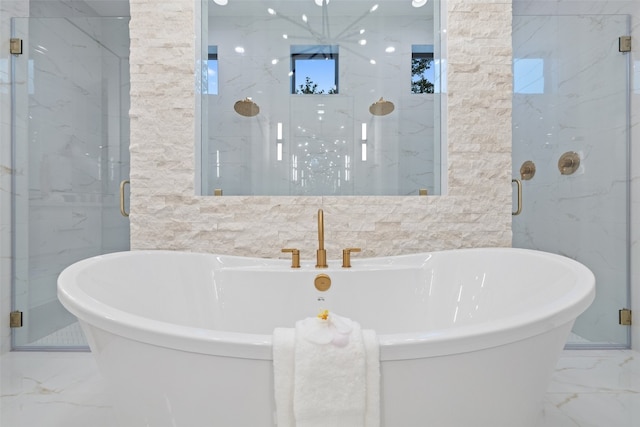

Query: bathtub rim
(58, 247), (595, 361)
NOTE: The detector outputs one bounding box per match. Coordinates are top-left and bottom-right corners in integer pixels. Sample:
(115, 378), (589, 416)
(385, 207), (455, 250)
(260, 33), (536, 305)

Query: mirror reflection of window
(514, 58), (544, 94)
(291, 45), (339, 95)
(207, 46), (218, 95)
(411, 44), (434, 94)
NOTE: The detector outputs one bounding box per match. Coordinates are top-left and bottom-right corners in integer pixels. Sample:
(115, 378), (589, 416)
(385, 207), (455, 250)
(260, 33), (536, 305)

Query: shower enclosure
(512, 14), (631, 347)
(10, 17), (130, 349)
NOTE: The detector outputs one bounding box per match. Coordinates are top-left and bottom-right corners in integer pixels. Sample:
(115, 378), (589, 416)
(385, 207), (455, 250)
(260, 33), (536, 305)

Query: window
(291, 45), (339, 94)
(207, 46), (218, 95)
(411, 44), (434, 94)
(514, 58), (544, 94)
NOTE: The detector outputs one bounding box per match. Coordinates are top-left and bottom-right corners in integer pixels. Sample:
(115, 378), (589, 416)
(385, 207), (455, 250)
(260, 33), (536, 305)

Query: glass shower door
(11, 17), (130, 349)
(512, 15), (630, 347)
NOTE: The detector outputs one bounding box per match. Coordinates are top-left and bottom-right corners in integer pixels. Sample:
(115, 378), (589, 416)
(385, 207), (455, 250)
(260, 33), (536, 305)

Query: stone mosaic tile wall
(128, 0), (513, 259)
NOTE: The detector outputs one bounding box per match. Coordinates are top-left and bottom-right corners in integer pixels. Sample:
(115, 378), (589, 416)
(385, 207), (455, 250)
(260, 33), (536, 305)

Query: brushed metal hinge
(619, 36), (632, 53)
(10, 38), (22, 55)
(9, 38), (22, 55)
(10, 311), (23, 328)
(619, 308), (632, 326)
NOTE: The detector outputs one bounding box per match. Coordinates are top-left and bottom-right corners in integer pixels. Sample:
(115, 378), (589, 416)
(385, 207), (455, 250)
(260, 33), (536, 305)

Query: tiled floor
(27, 323), (88, 347)
(542, 349), (640, 426)
(1, 349), (639, 426)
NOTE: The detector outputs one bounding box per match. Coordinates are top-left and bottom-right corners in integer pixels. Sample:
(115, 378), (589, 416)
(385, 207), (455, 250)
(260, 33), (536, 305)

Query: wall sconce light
(277, 122), (283, 161)
(361, 123), (367, 161)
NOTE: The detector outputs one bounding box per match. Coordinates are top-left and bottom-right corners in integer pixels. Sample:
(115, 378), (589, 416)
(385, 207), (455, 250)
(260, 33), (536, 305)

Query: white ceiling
(209, 0), (433, 18)
(59, 0), (431, 20)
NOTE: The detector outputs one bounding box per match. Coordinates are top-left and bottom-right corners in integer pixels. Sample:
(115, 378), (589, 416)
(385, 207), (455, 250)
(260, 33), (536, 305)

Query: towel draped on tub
(273, 312), (380, 427)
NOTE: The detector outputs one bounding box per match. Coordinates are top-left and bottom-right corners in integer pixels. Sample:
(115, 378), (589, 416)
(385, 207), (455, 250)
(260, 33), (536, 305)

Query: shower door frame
(10, 16), (131, 350)
(512, 13), (632, 349)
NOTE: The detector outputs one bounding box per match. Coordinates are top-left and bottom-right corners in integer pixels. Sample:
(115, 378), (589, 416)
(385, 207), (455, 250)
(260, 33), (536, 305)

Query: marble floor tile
(1, 352), (116, 427)
(539, 350), (640, 427)
(1, 349), (639, 426)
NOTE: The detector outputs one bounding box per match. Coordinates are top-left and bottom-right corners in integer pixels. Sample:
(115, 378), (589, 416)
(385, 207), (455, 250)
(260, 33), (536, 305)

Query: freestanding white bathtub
(58, 248), (594, 427)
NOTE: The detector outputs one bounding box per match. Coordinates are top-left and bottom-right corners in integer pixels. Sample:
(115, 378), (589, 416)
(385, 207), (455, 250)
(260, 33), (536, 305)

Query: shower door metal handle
(512, 178), (522, 216)
(120, 179), (130, 217)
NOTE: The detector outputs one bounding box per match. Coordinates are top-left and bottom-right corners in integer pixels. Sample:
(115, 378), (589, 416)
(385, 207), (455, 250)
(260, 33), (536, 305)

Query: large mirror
(199, 0), (443, 196)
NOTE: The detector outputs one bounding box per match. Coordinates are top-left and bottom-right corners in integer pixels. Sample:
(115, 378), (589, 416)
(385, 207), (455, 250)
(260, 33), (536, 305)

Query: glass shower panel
(11, 17), (130, 349)
(512, 15), (630, 347)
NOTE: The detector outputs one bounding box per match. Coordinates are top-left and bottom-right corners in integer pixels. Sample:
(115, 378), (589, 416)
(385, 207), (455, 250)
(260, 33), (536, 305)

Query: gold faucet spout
(318, 209), (324, 250)
(316, 209), (328, 268)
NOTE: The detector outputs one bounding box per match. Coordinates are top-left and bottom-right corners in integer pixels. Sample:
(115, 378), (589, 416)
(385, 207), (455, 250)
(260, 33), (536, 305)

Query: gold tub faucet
(316, 209), (328, 268)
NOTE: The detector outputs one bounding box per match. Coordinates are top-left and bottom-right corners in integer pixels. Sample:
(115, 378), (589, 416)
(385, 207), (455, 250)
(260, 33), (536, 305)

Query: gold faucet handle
(282, 248), (301, 268)
(342, 248), (361, 268)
